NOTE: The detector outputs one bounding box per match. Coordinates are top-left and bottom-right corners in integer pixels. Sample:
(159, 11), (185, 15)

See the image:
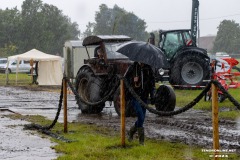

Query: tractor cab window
(182, 31), (193, 46)
(162, 32), (184, 59)
(105, 43), (128, 59)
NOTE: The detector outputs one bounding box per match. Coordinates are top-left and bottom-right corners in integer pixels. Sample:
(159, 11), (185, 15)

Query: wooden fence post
(63, 78), (68, 133)
(211, 60), (219, 160)
(120, 79), (126, 147)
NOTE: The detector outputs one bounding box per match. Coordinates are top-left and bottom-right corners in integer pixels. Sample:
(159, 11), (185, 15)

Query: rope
(68, 74), (240, 116)
(123, 76), (212, 116)
(24, 78), (73, 142)
(124, 77), (240, 116)
(212, 80), (240, 110)
(22, 74), (239, 142)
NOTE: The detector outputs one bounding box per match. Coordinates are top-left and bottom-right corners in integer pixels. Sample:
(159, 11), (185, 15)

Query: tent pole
(6, 72), (9, 85)
(6, 59), (9, 85)
(16, 58), (20, 85)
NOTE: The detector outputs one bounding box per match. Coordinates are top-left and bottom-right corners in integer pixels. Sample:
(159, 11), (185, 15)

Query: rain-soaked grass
(8, 114), (240, 160)
(0, 73), (32, 85)
(174, 88), (240, 120)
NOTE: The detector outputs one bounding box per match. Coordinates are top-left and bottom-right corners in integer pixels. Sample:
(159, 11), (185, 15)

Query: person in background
(94, 46), (104, 59)
(125, 61), (155, 145)
(148, 32), (155, 45)
(33, 61), (39, 85)
(97, 48), (104, 59)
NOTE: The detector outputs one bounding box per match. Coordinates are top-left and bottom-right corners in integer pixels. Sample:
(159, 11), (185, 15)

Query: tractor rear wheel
(170, 54), (210, 87)
(75, 67), (104, 114)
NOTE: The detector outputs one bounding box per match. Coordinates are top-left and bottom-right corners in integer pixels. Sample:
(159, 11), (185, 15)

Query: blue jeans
(132, 98), (147, 128)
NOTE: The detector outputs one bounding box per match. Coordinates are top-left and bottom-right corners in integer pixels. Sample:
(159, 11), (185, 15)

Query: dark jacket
(125, 62), (155, 100)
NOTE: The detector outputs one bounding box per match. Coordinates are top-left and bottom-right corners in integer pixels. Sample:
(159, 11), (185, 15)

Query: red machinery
(205, 57), (240, 102)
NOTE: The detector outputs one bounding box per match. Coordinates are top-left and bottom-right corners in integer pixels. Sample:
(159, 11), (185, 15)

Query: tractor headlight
(158, 68), (165, 76)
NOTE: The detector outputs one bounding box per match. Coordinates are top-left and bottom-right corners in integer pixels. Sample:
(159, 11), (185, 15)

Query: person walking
(125, 62), (155, 145)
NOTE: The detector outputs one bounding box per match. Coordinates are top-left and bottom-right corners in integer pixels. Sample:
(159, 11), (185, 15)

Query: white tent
(7, 49), (63, 85)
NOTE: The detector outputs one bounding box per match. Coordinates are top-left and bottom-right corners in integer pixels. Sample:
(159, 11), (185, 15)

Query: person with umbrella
(116, 41), (169, 144)
(125, 61), (155, 145)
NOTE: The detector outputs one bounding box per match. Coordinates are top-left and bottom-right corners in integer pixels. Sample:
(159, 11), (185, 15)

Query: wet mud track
(77, 108), (240, 154)
(0, 86), (240, 156)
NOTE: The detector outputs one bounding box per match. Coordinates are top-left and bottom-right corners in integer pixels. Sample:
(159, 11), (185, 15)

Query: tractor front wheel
(155, 85), (176, 111)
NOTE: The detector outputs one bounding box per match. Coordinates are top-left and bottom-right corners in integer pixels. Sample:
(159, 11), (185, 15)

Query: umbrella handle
(134, 76), (141, 88)
(134, 81), (141, 88)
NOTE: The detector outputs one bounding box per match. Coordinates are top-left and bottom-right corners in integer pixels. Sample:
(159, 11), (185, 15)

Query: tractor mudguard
(170, 47), (209, 63)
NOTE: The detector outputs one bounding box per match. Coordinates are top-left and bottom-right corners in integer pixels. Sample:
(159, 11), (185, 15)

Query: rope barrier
(212, 80), (240, 110)
(24, 78), (73, 142)
(68, 75), (240, 116)
(23, 74), (240, 142)
(123, 76), (211, 116)
(24, 79), (63, 130)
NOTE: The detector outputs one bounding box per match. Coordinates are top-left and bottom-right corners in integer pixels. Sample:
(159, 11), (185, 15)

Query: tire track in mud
(76, 108), (240, 153)
(145, 115), (240, 150)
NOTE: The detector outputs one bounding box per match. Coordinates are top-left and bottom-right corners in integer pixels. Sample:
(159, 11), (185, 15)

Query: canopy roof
(8, 49), (61, 61)
(82, 35), (132, 46)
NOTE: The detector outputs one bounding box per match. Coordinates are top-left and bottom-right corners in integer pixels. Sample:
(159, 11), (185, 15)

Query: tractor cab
(158, 30), (196, 60)
(81, 35), (132, 76)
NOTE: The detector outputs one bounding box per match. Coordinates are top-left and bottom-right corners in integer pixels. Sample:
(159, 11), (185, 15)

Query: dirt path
(0, 86), (240, 158)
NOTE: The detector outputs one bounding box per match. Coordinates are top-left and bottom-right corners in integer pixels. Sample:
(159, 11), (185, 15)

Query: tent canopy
(7, 49), (63, 86)
(8, 49), (61, 61)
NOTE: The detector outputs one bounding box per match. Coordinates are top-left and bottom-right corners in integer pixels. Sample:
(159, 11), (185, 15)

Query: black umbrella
(116, 41), (169, 69)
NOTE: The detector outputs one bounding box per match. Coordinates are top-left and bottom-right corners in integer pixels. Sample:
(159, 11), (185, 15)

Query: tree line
(213, 20), (240, 54)
(0, 0), (79, 57)
(0, 1), (239, 57)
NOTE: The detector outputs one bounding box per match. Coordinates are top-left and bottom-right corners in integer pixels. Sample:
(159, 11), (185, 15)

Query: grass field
(0, 73), (32, 85)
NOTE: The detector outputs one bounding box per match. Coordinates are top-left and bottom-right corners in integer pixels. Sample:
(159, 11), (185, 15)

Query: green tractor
(157, 29), (210, 87)
(155, 0), (210, 87)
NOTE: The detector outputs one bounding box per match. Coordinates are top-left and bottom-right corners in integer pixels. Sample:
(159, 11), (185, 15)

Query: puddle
(0, 111), (58, 160)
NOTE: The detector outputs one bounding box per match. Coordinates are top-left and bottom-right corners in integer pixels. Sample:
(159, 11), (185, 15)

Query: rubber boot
(138, 127), (144, 145)
(128, 125), (137, 142)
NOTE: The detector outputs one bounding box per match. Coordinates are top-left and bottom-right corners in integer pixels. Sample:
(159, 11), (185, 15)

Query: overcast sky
(1, 0), (240, 37)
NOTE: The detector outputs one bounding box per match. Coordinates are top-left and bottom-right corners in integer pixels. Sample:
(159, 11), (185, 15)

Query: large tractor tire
(75, 67), (105, 114)
(155, 85), (176, 111)
(170, 53), (210, 87)
(113, 88), (136, 117)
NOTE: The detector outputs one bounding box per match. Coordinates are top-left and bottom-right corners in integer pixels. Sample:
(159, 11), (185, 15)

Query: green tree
(213, 20), (240, 53)
(20, 0), (79, 55)
(0, 0), (79, 56)
(85, 4), (147, 41)
(0, 7), (21, 55)
(82, 22), (95, 38)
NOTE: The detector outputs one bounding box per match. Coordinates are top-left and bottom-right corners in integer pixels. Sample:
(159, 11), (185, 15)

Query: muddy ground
(0, 85), (240, 159)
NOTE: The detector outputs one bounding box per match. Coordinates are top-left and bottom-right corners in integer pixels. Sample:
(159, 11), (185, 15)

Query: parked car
(0, 58), (31, 73)
(0, 58), (8, 73)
